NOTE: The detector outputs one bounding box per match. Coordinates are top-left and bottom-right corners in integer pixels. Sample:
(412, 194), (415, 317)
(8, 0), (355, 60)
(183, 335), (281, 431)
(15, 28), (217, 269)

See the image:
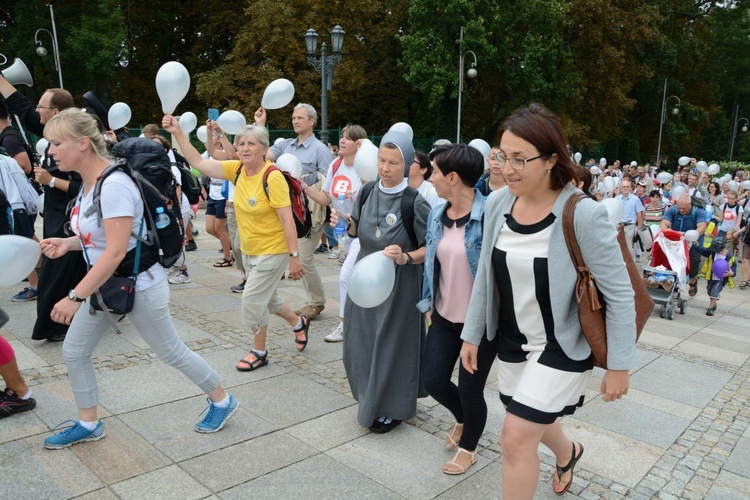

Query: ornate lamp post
(655, 79), (681, 166)
(456, 26), (477, 143)
(34, 3), (63, 88)
(729, 105), (749, 163)
(305, 25), (345, 145)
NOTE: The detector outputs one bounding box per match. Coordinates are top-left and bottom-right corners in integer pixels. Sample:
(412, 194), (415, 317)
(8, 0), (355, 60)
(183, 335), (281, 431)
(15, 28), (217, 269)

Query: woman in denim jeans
(417, 143), (497, 475)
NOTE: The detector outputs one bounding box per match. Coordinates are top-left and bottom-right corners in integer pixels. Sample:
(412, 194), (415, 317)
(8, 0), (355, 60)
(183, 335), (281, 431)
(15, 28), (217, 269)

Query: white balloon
(574, 152), (582, 163)
(696, 161), (708, 173)
(37, 192), (44, 216)
(590, 166), (602, 175)
(261, 78), (295, 110)
(354, 139), (379, 182)
(684, 229), (700, 242)
(650, 224), (661, 238)
(630, 161), (637, 167)
(729, 181), (739, 191)
(36, 138), (48, 156)
(0, 235), (42, 286)
(388, 122), (413, 141)
(602, 176), (615, 192)
(678, 156), (691, 166)
(468, 139), (491, 159)
(274, 137), (286, 146)
(722, 174), (733, 184)
(671, 185), (687, 198)
(217, 110), (246, 135)
(275, 153), (302, 180)
(196, 125), (208, 143)
(708, 164), (720, 175)
(155, 61), (191, 114)
(179, 112), (198, 134)
(347, 251), (396, 308)
(599, 157), (607, 167)
(614, 176), (622, 187)
(108, 102), (131, 130)
(741, 180), (750, 190)
(601, 198), (624, 226)
(656, 172), (673, 184)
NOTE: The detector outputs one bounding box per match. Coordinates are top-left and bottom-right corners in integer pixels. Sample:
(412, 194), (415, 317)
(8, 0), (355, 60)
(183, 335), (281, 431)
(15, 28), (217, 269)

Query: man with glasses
(614, 179), (644, 261)
(0, 75), (86, 343)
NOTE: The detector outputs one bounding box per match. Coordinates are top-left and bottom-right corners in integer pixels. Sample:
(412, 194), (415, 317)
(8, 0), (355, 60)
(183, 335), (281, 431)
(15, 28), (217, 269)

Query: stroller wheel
(668, 304), (677, 320)
(659, 304), (668, 318)
(679, 299), (688, 314)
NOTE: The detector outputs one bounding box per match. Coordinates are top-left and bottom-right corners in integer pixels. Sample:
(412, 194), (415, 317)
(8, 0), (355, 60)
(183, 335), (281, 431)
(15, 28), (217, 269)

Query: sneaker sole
(43, 430), (106, 449)
(10, 297), (37, 302)
(0, 399), (37, 419)
(324, 336), (343, 343)
(195, 402), (238, 433)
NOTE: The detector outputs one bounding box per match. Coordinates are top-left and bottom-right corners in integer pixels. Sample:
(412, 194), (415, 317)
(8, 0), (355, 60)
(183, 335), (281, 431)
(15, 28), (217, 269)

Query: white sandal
(444, 422), (463, 451)
(442, 447), (477, 475)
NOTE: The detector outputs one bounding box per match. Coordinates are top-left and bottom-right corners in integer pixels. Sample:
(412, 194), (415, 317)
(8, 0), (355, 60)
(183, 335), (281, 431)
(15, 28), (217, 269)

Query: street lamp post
(456, 26), (477, 143)
(729, 105), (749, 163)
(655, 79), (681, 167)
(305, 25), (345, 145)
(34, 3), (63, 88)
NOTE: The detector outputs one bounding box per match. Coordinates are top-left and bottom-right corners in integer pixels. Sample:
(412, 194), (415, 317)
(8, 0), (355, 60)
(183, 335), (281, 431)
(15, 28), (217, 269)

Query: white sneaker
(327, 248), (341, 259)
(166, 266), (180, 278)
(325, 322), (344, 342)
(168, 270), (191, 284)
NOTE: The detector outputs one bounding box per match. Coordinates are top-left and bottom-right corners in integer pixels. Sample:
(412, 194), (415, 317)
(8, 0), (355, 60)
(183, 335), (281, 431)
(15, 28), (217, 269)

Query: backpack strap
(401, 186), (418, 249)
(233, 163), (243, 185)
(261, 165), (283, 200)
(331, 156), (344, 178)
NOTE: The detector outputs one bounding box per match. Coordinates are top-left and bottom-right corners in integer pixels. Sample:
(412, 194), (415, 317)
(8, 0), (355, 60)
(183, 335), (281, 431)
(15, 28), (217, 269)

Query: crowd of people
(1, 68), (745, 497)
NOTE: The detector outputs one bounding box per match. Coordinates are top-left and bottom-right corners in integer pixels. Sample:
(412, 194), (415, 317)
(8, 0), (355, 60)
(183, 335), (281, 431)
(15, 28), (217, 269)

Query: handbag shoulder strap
(562, 192), (602, 312)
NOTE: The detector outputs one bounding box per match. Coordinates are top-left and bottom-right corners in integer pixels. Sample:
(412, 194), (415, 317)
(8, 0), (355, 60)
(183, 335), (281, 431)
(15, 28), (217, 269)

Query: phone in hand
(208, 108), (219, 121)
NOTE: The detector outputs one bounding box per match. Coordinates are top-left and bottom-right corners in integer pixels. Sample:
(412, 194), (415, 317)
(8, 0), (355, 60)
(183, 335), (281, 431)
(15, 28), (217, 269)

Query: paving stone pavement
(1, 215), (749, 499)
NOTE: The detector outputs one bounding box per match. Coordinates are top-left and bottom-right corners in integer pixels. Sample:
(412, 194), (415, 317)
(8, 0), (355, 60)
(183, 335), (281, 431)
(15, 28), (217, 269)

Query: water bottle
(334, 194), (347, 242)
(154, 206), (170, 229)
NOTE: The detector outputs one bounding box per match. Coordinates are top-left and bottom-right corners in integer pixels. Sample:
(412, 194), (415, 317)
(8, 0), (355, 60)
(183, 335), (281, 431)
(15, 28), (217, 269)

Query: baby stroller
(642, 228), (690, 320)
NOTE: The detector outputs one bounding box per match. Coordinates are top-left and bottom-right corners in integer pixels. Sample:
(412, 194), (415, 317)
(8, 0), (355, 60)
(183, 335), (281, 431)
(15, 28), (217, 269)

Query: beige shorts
(240, 253), (289, 329)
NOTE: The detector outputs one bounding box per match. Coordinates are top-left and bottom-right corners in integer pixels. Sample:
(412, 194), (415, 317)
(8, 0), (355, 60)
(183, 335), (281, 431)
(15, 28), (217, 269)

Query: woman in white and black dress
(460, 104), (635, 498)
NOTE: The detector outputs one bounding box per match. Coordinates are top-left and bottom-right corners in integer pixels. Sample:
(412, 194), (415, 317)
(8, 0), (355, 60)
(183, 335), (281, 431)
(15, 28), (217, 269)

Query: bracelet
(404, 252), (413, 265)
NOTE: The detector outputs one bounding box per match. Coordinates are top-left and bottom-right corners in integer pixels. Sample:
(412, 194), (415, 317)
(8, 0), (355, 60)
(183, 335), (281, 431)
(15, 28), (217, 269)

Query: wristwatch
(289, 252), (300, 258)
(404, 252), (414, 265)
(68, 289), (85, 302)
(48, 177), (56, 189)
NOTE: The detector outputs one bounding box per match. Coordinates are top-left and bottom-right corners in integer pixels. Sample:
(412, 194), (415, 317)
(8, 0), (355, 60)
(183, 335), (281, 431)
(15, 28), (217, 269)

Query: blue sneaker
(11, 287), (38, 302)
(195, 394), (238, 433)
(44, 420), (105, 449)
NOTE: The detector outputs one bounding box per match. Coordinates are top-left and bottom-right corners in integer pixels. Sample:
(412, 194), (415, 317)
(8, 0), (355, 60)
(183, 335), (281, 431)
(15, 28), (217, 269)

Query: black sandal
(293, 315), (310, 352)
(554, 442), (584, 496)
(213, 258), (235, 268)
(235, 351), (268, 371)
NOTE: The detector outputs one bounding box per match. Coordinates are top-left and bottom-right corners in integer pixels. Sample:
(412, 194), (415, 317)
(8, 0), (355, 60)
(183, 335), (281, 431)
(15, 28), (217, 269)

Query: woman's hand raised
(161, 115), (179, 134)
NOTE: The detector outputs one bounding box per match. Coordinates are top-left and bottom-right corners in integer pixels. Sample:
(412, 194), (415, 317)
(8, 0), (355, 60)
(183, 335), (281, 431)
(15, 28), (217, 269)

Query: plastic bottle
(334, 194), (347, 242)
(154, 207), (171, 229)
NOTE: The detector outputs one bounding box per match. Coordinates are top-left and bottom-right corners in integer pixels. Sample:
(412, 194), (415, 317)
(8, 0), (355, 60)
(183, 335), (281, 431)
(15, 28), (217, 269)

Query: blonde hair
(44, 108), (112, 163)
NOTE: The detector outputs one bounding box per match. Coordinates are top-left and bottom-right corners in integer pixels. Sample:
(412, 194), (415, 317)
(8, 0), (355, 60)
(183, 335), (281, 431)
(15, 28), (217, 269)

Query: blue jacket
(417, 189), (485, 313)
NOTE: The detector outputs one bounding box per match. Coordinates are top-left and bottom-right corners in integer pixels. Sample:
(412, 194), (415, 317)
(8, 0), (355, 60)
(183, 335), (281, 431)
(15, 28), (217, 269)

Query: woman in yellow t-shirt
(163, 116), (311, 371)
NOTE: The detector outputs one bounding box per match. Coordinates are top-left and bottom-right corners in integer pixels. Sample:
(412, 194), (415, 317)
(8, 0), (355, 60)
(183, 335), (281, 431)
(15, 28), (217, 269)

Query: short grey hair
(294, 103), (317, 123)
(235, 124), (269, 147)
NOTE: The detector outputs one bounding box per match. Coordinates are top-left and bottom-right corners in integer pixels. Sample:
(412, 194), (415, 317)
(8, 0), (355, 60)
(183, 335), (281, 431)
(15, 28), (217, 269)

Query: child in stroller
(642, 229), (690, 320)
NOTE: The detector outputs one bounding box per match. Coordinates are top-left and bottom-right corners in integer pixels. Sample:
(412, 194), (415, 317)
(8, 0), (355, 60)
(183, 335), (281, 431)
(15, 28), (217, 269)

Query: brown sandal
(688, 279), (698, 296)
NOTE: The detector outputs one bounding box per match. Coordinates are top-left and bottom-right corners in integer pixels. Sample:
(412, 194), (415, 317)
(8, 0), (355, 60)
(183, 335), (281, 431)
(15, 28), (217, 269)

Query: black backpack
(358, 182), (419, 249)
(172, 149), (202, 205)
(234, 164), (313, 238)
(0, 189), (12, 235)
(91, 138), (184, 276)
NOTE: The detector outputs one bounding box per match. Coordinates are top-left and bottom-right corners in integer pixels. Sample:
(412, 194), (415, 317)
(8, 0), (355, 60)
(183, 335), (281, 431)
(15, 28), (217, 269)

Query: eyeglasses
(35, 105), (56, 110)
(492, 152), (544, 170)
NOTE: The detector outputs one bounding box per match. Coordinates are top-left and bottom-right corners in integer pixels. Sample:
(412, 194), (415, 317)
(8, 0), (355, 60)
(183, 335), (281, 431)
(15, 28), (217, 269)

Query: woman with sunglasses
(460, 104), (635, 497)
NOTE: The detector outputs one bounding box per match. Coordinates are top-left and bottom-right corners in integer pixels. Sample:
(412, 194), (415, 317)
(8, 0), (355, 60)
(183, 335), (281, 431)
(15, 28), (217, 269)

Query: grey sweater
(460, 183), (637, 371)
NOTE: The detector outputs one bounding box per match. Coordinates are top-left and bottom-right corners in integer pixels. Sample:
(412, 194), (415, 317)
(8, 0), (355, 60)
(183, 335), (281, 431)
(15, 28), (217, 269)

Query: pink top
(435, 223), (474, 323)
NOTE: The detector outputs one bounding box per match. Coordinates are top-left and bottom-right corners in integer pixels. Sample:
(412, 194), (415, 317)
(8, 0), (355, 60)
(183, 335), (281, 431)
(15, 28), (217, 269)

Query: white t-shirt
(322, 157), (362, 215)
(719, 203), (744, 232)
(417, 180), (445, 209)
(72, 171), (165, 291)
(200, 151), (225, 200)
(170, 164), (190, 212)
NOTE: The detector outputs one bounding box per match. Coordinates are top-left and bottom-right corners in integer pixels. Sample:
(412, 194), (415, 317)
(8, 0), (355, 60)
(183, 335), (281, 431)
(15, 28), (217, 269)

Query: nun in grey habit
(343, 131), (432, 433)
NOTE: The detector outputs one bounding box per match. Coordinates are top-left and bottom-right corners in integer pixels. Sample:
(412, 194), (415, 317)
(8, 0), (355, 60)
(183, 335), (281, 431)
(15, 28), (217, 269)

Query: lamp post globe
(36, 45), (48, 57)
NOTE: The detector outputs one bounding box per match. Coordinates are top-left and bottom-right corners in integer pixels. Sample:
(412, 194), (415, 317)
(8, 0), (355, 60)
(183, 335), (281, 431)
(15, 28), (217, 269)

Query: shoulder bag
(562, 193), (654, 368)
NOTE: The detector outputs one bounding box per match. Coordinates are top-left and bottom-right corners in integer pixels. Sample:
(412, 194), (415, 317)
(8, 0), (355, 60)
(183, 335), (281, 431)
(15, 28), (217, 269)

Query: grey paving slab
(0, 436), (104, 499)
(75, 487), (120, 500)
(0, 407), (47, 445)
(724, 436), (750, 479)
(27, 379), (112, 429)
(705, 470), (750, 499)
(178, 293), (242, 314)
(118, 395), (276, 462)
(199, 347), (288, 389)
(686, 330), (750, 353)
(616, 387), (702, 420)
(326, 423), (489, 500)
(110, 464), (213, 499)
(285, 405), (370, 452)
(573, 397), (691, 448)
(435, 460), (502, 499)
(180, 430), (318, 493)
(674, 340), (750, 366)
(220, 453), (405, 499)
(231, 372), (354, 428)
(19, 327), (145, 367)
(8, 339), (47, 369)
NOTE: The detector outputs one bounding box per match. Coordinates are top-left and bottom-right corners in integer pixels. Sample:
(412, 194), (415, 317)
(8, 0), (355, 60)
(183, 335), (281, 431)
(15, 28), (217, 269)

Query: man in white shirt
(614, 179), (645, 260)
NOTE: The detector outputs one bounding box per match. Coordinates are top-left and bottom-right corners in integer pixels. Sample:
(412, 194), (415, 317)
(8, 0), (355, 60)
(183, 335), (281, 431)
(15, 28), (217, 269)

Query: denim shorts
(706, 279), (724, 299)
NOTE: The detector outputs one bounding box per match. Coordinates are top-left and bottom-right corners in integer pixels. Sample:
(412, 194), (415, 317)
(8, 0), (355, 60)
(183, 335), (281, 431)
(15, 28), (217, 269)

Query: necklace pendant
(375, 226), (382, 239)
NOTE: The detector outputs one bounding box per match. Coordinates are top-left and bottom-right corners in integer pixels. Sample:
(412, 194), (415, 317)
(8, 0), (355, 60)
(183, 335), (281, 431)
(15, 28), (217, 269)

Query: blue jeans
(323, 224), (338, 249)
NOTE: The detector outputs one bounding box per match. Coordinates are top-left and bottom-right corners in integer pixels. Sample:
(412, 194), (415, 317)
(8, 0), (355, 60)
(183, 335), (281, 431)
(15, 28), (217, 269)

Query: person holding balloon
(459, 104), (636, 498)
(694, 235), (736, 315)
(338, 130), (431, 434)
(162, 115), (311, 370)
(416, 143), (497, 475)
(37, 109), (238, 448)
(661, 195), (711, 296)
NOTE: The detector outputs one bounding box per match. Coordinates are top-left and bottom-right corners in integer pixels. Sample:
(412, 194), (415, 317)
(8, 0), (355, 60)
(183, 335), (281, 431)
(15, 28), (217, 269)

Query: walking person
(417, 143), (497, 475)
(460, 104), (635, 498)
(40, 109), (237, 449)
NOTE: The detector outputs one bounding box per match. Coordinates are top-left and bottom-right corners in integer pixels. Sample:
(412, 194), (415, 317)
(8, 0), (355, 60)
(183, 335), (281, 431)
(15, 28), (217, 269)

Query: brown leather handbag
(562, 193), (654, 368)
